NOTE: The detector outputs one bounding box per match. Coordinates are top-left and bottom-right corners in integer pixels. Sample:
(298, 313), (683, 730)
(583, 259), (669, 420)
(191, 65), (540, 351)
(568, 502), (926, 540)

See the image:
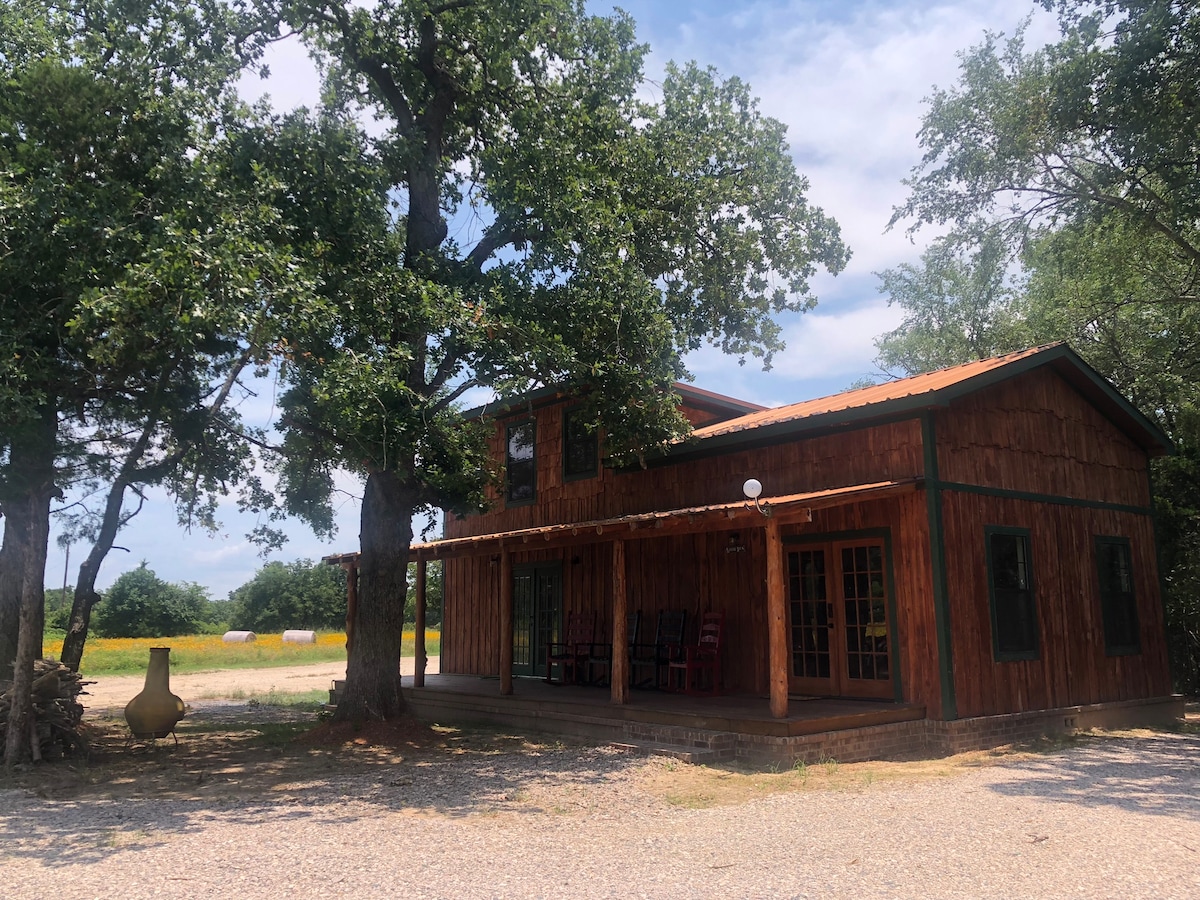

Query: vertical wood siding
(936, 369), (1151, 507)
(446, 410), (924, 540)
(940, 493), (1170, 717)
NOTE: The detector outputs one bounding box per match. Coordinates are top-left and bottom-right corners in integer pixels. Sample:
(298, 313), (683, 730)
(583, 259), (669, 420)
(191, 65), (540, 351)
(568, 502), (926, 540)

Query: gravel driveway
(1, 720), (1197, 899)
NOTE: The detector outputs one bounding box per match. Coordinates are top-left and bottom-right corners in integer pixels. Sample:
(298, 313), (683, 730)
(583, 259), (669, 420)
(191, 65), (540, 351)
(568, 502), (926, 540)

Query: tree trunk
(1, 408), (56, 767)
(60, 475), (132, 672)
(333, 468), (415, 722)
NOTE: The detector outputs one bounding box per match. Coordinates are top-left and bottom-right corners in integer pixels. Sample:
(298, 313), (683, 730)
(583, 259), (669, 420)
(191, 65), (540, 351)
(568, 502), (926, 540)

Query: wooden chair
(585, 611), (641, 687)
(629, 610), (687, 689)
(545, 611), (596, 685)
(666, 612), (725, 695)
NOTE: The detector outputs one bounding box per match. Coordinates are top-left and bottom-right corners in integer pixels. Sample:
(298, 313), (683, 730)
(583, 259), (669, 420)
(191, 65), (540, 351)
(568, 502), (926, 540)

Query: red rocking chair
(545, 611), (596, 685)
(666, 612), (724, 695)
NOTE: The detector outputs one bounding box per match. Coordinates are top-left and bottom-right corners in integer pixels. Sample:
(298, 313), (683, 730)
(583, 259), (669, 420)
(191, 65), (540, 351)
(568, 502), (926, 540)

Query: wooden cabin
(334, 343), (1182, 761)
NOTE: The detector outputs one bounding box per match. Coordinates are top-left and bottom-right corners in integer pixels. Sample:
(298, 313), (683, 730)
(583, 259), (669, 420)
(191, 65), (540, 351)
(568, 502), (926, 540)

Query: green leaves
(268, 0), (848, 515)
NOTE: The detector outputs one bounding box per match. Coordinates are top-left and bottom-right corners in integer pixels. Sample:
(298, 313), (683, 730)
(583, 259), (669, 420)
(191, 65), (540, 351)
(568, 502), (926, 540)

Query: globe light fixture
(742, 478), (771, 517)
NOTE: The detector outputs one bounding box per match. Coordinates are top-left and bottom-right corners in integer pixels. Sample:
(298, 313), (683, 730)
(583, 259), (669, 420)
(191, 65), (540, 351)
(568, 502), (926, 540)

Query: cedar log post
(766, 518), (789, 718)
(343, 562), (359, 656)
(499, 550), (513, 695)
(414, 556), (427, 688)
(610, 539), (629, 704)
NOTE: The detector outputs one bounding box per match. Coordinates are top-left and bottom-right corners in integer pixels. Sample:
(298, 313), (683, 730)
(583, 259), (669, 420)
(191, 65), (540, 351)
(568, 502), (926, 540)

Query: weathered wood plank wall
(940, 494), (1169, 717)
(935, 369), (1169, 717)
(936, 369), (1151, 507)
(445, 405), (924, 540)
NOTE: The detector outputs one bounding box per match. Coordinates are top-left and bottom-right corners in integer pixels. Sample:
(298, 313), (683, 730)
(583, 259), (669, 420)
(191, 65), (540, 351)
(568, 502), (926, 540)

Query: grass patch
(47, 631), (441, 677)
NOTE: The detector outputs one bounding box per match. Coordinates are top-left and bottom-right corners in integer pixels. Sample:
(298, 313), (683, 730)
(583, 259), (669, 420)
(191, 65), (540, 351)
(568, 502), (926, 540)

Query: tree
(91, 563), (209, 639)
(228, 559), (348, 633)
(884, 0), (1200, 691)
(268, 0), (848, 722)
(0, 0), (293, 764)
(876, 227), (1032, 376)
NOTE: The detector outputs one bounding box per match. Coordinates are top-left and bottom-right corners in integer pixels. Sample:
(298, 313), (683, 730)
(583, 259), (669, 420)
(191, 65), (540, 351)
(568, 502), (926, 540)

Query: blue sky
(43, 0), (1058, 600)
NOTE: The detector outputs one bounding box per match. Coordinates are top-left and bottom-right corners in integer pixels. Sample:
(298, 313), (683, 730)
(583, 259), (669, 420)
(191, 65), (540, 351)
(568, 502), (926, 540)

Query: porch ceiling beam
(322, 478), (923, 565)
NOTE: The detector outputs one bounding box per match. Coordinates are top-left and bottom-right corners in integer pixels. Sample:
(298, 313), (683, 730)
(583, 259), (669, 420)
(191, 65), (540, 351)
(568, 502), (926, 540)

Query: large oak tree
(269, 0), (849, 722)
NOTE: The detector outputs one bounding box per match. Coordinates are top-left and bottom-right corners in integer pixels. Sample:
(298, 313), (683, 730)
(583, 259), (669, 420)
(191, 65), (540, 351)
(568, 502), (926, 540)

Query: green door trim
(923, 411), (958, 720)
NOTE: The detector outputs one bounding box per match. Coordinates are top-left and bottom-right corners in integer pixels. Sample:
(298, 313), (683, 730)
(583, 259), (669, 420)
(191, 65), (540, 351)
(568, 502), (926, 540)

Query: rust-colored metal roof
(683, 343), (1170, 457)
(692, 345), (1061, 441)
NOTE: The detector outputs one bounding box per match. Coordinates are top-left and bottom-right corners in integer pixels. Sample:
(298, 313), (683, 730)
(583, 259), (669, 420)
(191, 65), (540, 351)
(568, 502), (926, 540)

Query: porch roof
(323, 477), (922, 566)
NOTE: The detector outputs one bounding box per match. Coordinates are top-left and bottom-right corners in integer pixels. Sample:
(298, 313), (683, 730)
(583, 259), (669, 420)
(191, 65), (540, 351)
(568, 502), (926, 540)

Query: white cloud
(237, 40), (322, 112)
(190, 541), (251, 565)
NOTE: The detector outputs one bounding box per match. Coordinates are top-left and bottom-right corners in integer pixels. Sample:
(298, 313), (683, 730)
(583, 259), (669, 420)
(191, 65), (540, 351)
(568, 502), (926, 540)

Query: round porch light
(742, 478), (763, 500)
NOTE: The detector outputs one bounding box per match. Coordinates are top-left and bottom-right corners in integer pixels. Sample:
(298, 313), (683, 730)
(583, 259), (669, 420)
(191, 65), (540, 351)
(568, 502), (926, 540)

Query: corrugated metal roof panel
(691, 344), (1062, 440)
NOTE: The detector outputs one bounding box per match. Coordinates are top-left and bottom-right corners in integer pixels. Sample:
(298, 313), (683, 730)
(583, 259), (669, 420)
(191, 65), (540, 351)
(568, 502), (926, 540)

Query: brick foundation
(723, 695), (1185, 766)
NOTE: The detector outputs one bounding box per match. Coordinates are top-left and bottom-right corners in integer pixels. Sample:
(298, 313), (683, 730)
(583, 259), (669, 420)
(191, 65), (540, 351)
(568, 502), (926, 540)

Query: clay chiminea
(124, 647), (186, 739)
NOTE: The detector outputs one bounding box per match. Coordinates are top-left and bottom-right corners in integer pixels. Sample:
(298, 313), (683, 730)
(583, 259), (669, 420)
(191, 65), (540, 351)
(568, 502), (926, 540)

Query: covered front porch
(351, 672), (931, 765)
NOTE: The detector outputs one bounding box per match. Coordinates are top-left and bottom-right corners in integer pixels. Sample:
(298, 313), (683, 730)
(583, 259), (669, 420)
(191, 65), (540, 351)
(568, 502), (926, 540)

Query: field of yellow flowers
(44, 631), (441, 677)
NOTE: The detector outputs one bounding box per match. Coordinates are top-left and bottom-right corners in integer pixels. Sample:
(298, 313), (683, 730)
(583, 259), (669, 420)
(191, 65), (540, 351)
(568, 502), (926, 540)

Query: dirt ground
(79, 656), (440, 712)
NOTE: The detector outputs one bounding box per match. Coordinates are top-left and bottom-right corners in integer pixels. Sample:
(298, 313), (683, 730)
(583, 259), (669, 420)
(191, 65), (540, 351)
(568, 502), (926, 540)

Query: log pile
(0, 659), (91, 762)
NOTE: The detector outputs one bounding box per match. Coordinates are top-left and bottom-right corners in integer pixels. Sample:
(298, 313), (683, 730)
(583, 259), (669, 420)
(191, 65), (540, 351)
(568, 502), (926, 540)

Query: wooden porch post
(766, 518), (789, 718)
(414, 555), (427, 688)
(499, 549), (513, 695)
(610, 539), (629, 704)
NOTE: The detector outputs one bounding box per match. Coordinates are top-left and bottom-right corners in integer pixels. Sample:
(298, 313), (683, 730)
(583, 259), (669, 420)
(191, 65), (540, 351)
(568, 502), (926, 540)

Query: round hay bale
(222, 630), (257, 643)
(282, 629), (317, 644)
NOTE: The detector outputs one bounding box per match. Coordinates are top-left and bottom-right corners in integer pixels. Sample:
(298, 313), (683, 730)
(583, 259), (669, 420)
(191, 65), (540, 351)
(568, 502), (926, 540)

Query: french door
(786, 540), (894, 699)
(512, 562), (562, 677)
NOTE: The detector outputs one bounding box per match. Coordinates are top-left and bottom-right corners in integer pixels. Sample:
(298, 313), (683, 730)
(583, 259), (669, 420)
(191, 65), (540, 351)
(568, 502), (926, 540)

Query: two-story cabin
(332, 343), (1182, 763)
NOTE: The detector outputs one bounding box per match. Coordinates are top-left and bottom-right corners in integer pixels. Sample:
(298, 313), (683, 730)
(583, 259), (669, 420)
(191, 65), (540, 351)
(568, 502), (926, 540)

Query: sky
(42, 0), (1060, 600)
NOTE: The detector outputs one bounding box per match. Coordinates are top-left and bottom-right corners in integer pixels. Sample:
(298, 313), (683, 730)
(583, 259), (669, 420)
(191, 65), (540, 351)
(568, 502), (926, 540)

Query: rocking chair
(585, 611), (641, 686)
(629, 609), (687, 689)
(545, 611), (596, 685)
(665, 612), (724, 695)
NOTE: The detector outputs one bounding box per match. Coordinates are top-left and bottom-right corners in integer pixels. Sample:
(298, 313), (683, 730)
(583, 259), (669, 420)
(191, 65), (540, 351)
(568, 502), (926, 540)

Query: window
(986, 527), (1039, 661)
(562, 407), (598, 481)
(505, 421), (536, 505)
(1096, 537), (1140, 655)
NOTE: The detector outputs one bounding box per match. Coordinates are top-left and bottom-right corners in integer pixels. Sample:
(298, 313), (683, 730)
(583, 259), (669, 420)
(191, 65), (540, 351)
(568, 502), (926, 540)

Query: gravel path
(2, 725), (1197, 899)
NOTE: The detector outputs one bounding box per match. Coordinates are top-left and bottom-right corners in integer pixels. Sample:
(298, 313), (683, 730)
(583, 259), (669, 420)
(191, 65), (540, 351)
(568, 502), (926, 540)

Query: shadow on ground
(0, 701), (647, 869)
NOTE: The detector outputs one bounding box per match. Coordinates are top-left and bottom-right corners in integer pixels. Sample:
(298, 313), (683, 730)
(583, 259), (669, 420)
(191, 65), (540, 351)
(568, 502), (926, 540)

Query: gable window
(506, 421), (536, 505)
(562, 407), (598, 481)
(1096, 537), (1140, 655)
(985, 527), (1039, 661)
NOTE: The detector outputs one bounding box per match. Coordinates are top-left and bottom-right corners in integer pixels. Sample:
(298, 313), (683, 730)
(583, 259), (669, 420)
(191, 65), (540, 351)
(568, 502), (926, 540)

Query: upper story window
(563, 407), (598, 481)
(505, 420), (536, 505)
(986, 527), (1039, 661)
(1095, 537), (1140, 655)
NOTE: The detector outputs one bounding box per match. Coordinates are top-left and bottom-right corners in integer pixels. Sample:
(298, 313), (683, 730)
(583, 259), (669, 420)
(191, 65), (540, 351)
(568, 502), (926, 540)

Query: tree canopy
(0, 0), (294, 763)
(228, 559), (348, 633)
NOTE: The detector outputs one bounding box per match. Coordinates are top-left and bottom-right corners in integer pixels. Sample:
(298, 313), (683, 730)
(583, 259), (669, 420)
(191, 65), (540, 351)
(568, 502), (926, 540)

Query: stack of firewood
(0, 659), (91, 762)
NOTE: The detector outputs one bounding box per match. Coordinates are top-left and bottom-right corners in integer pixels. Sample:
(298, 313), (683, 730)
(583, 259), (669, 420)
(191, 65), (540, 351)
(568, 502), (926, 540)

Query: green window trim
(1095, 536), (1141, 657)
(505, 420), (537, 507)
(562, 406), (598, 482)
(984, 526), (1039, 662)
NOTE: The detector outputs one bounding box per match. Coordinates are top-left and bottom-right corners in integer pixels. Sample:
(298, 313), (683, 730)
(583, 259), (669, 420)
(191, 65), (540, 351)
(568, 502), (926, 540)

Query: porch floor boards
(390, 673), (925, 740)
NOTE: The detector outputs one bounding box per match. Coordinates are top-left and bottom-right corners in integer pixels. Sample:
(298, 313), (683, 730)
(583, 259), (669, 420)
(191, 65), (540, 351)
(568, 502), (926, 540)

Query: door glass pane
(789, 549), (831, 680)
(512, 573), (533, 672)
(841, 542), (890, 682)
